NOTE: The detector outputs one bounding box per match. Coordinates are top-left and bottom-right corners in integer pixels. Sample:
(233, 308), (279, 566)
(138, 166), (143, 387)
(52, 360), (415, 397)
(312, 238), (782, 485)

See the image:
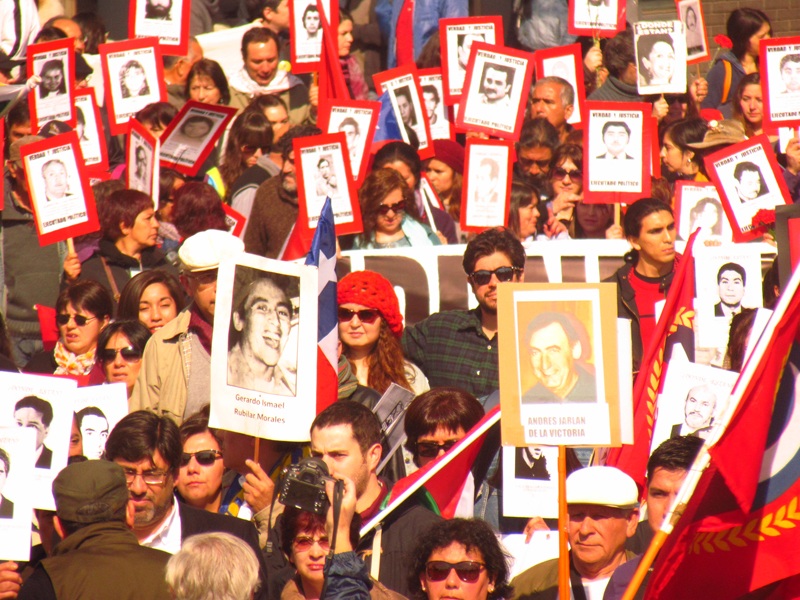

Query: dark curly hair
(357, 169), (421, 244)
(462, 227), (526, 275)
(408, 518), (513, 600)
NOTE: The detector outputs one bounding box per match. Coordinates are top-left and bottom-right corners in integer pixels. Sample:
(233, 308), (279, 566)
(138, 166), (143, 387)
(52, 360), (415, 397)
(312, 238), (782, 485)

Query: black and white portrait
(0, 424), (38, 558)
(227, 265), (298, 397)
(476, 62), (514, 108)
(441, 18), (499, 99)
(75, 406), (109, 460)
(0, 447), (12, 519)
(419, 73), (452, 140)
(380, 73), (431, 152)
(29, 41), (73, 127)
(694, 247), (763, 327)
(324, 103), (377, 181)
(145, 0), (172, 20)
(103, 41), (163, 132)
(500, 444), (559, 518)
(678, 0), (708, 60)
(763, 41), (800, 127)
(337, 117), (361, 171)
(585, 106), (647, 197)
(634, 21), (687, 95)
(393, 85), (417, 129)
(127, 127), (154, 195)
(38, 59), (66, 98)
(297, 138), (356, 227)
(132, 0), (186, 49)
(292, 0), (330, 65)
(119, 60), (151, 99)
(462, 141), (510, 230)
(13, 396), (53, 470)
(514, 446), (551, 480)
(570, 0), (620, 34)
(676, 182), (732, 242)
(41, 159), (74, 203)
(73, 89), (107, 170)
(596, 121), (633, 159)
(314, 154), (340, 199)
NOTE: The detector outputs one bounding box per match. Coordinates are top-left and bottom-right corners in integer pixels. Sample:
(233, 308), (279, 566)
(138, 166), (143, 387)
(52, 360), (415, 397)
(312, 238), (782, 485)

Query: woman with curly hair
(337, 270), (428, 395)
(354, 169), (441, 248)
(208, 111), (273, 199)
(171, 182), (229, 240)
(408, 518), (513, 600)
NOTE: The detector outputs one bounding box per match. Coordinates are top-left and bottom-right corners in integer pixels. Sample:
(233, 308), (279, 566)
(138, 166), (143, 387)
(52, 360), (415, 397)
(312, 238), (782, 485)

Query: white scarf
(229, 67), (292, 97)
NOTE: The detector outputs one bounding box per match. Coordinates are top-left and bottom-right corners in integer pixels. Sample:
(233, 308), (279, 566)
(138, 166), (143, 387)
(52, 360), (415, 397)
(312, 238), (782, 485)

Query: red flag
(35, 304), (58, 351)
(646, 266), (800, 598)
(605, 232), (698, 490)
(278, 222), (314, 261)
(361, 406), (500, 535)
(317, 1), (350, 102)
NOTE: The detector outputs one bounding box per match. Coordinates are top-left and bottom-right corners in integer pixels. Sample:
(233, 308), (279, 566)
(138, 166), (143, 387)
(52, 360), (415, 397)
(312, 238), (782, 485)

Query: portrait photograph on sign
(289, 0), (335, 71)
(21, 133), (99, 246)
(439, 16), (503, 104)
(676, 0), (709, 63)
(100, 37), (166, 135)
(318, 100), (380, 183)
(74, 88), (109, 174)
(72, 384), (128, 460)
(568, 0), (624, 37)
(501, 445), (559, 518)
(674, 181), (733, 242)
(634, 20), (687, 96)
(761, 37), (800, 129)
(294, 134), (362, 235)
(458, 43), (533, 139)
(460, 139), (512, 233)
(499, 283), (623, 447)
(375, 67), (433, 157)
(27, 38), (74, 130)
(130, 0), (191, 55)
(127, 119), (157, 197)
(159, 101), (236, 176)
(534, 44), (586, 127)
(704, 134), (788, 242)
(0, 372), (79, 510)
(0, 426), (36, 561)
(583, 102), (651, 201)
(209, 254), (318, 441)
(419, 69), (454, 141)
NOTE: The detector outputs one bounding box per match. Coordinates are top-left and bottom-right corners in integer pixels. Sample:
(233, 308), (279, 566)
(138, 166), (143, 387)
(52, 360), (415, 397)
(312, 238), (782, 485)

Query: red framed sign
(374, 65), (434, 159)
(439, 16), (503, 105)
(533, 44), (586, 129)
(568, 0), (625, 38)
(100, 37), (167, 136)
(318, 98), (381, 184)
(676, 0), (710, 65)
(289, 0), (338, 74)
(159, 100), (237, 176)
(761, 37), (800, 130)
(420, 174), (445, 211)
(74, 88), (109, 175)
(294, 132), (363, 236)
(674, 181), (732, 242)
(223, 204), (246, 238)
(459, 138), (512, 233)
(649, 116), (661, 179)
(129, 0), (191, 56)
(127, 118), (158, 199)
(582, 101), (652, 203)
(20, 133), (100, 246)
(703, 133), (788, 242)
(418, 69), (455, 141)
(27, 38), (75, 130)
(456, 42), (533, 141)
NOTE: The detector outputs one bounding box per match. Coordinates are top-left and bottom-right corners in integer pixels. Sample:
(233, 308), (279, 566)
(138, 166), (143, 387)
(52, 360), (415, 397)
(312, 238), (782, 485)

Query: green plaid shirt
(402, 308), (499, 397)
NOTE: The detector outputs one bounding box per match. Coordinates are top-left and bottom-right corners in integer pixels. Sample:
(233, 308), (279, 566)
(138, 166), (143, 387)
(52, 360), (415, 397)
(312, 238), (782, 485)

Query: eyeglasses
(416, 440), (459, 458)
(180, 449), (223, 467)
(551, 166), (582, 181)
(425, 561), (486, 583)
(518, 157), (551, 170)
(377, 201), (405, 216)
(293, 535), (331, 552)
(56, 313), (97, 327)
(241, 144), (271, 155)
(469, 266), (521, 286)
(99, 346), (142, 363)
(337, 307), (381, 324)
(121, 469), (169, 486)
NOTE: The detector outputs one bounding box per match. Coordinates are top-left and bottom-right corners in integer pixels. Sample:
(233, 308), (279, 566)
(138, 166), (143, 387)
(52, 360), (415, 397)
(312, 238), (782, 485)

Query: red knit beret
(431, 140), (465, 174)
(337, 270), (404, 337)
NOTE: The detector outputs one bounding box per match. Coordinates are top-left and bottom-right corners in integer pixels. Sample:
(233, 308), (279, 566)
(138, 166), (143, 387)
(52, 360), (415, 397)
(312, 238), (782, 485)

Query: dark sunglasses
(180, 449), (223, 467)
(469, 266), (521, 286)
(337, 307), (381, 324)
(416, 440), (459, 458)
(551, 166), (582, 181)
(425, 561), (486, 583)
(56, 313), (97, 327)
(519, 157), (551, 169)
(241, 144), (270, 155)
(377, 201), (405, 216)
(99, 346), (143, 363)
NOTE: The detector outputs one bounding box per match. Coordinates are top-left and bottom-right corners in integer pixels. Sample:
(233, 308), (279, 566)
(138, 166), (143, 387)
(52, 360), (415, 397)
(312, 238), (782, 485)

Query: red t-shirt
(629, 268), (667, 352)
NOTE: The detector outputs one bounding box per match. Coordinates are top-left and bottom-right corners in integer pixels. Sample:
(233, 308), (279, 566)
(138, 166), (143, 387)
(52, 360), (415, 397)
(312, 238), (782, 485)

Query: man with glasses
(14, 396), (53, 469)
(131, 230), (245, 423)
(514, 117), (560, 189)
(403, 228), (525, 397)
(104, 411), (269, 599)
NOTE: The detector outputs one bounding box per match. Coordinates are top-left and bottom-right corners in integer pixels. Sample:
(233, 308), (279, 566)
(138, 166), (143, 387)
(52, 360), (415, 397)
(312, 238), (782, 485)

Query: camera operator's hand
(243, 459), (275, 514)
(325, 476), (357, 553)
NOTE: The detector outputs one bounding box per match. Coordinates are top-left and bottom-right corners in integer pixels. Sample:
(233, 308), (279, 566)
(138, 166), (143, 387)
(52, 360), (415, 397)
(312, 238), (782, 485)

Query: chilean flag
(304, 198), (338, 413)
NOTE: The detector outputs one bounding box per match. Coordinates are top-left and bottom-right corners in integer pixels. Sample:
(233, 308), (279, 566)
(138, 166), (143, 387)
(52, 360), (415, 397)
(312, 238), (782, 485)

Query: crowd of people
(0, 1), (789, 599)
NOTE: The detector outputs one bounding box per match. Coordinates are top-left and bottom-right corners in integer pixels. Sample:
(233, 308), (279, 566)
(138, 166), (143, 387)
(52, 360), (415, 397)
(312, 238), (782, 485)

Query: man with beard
(478, 63), (514, 108)
(671, 384), (717, 439)
(403, 228), (525, 397)
(514, 117), (560, 190)
(244, 125), (322, 258)
(145, 0), (172, 20)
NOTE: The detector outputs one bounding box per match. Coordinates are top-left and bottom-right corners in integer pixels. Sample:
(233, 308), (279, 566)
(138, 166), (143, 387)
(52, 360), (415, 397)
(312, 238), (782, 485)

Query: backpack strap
(721, 60), (733, 104)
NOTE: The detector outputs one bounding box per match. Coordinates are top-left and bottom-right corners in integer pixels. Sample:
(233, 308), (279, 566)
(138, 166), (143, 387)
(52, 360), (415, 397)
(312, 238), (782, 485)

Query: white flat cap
(566, 466), (639, 509)
(179, 230), (244, 272)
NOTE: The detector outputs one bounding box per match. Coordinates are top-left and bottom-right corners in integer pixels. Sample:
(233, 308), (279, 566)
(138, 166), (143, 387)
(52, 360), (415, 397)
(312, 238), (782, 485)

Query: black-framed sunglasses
(56, 313), (97, 327)
(416, 440), (459, 458)
(180, 449), (223, 467)
(377, 201), (405, 216)
(337, 307), (381, 324)
(425, 561), (486, 583)
(551, 166), (583, 181)
(241, 144), (270, 155)
(99, 346), (142, 363)
(469, 266), (521, 286)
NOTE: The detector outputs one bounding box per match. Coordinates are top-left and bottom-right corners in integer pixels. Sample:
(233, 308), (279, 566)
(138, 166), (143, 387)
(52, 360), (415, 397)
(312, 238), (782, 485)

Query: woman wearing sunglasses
(353, 169), (442, 249)
(409, 518), (512, 600)
(97, 320), (151, 398)
(176, 406), (226, 514)
(545, 144), (583, 239)
(207, 111), (273, 200)
(337, 270), (428, 396)
(24, 280), (113, 383)
(118, 269), (185, 334)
